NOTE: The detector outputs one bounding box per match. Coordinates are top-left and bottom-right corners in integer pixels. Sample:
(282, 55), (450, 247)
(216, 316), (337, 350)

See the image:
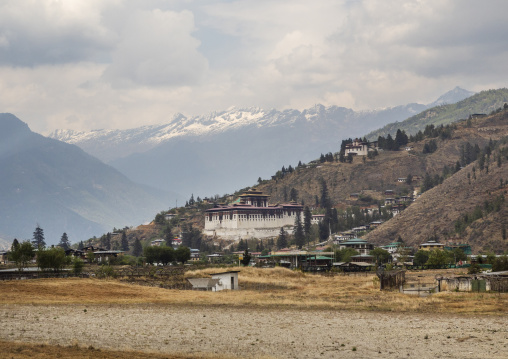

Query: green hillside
(366, 88), (508, 140)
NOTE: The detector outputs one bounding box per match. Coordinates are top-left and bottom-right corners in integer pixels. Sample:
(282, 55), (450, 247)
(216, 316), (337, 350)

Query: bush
(95, 265), (116, 278)
(72, 257), (84, 275)
(37, 247), (70, 272)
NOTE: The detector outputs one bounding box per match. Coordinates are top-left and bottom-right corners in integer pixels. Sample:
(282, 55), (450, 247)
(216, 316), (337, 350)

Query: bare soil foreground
(1, 304), (507, 359)
(0, 268), (507, 358)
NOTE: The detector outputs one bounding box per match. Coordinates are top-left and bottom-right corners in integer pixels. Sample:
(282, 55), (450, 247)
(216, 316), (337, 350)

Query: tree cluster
(377, 129), (408, 151)
(144, 245), (191, 265)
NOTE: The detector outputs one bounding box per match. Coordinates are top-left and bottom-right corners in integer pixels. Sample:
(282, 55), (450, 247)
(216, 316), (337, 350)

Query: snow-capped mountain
(49, 88), (475, 197)
(49, 104), (424, 163)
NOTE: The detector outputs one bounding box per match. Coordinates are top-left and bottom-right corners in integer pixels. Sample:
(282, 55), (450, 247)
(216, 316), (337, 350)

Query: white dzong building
(204, 188), (303, 240)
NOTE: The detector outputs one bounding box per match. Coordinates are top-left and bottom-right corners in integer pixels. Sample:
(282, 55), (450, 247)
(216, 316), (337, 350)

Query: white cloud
(2, 0), (508, 132)
(102, 8), (208, 87)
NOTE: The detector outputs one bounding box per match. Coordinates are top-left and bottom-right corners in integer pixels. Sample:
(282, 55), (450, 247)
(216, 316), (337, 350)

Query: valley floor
(1, 304), (507, 359)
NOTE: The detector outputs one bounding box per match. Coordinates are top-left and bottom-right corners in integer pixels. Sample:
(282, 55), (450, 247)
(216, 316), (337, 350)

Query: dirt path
(1, 304), (507, 358)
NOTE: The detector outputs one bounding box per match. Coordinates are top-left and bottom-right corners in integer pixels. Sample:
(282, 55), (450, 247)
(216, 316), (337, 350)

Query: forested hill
(366, 88), (508, 140)
(252, 110), (508, 253)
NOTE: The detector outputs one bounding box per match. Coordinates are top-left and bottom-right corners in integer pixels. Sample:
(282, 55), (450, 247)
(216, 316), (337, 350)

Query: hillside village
(13, 106), (505, 275)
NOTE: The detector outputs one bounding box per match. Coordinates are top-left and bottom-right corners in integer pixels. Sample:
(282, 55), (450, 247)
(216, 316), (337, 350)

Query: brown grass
(1, 267), (506, 314)
(0, 340), (238, 359)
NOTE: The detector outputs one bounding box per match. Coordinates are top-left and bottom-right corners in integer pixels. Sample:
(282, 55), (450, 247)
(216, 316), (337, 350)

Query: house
(352, 225), (369, 233)
(418, 240), (445, 251)
(82, 245), (105, 252)
(259, 251), (334, 270)
(369, 221), (383, 229)
(345, 139), (379, 156)
(397, 178), (407, 183)
(334, 231), (356, 243)
(165, 213), (177, 221)
(211, 271), (240, 291)
(206, 253), (223, 262)
(399, 196), (412, 203)
(0, 251), (9, 264)
(384, 190), (394, 196)
(351, 254), (375, 264)
(94, 250), (124, 263)
(64, 249), (85, 259)
(187, 278), (220, 291)
(339, 238), (374, 255)
(311, 214), (325, 224)
(385, 198), (397, 205)
(150, 239), (164, 246)
(189, 271), (240, 291)
(381, 242), (413, 262)
(333, 261), (373, 272)
(190, 248), (200, 262)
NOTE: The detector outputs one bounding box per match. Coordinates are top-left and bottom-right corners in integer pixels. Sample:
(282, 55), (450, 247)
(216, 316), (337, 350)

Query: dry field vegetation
(0, 340), (232, 359)
(1, 267), (507, 359)
(0, 267), (506, 314)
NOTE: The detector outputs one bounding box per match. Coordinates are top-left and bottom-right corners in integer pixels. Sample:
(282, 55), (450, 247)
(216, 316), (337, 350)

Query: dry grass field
(0, 340), (233, 359)
(1, 267), (506, 314)
(1, 267), (507, 358)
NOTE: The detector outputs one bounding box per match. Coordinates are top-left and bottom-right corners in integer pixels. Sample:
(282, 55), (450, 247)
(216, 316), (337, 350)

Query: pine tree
(121, 231), (129, 251)
(11, 238), (20, 252)
(320, 179), (331, 208)
(105, 232), (111, 250)
(78, 241), (84, 250)
(238, 239), (246, 251)
(133, 238), (142, 257)
(289, 188), (298, 202)
(303, 206), (312, 237)
(32, 225), (46, 249)
(276, 227), (288, 249)
(294, 214), (305, 249)
(58, 232), (70, 251)
(181, 223), (192, 247)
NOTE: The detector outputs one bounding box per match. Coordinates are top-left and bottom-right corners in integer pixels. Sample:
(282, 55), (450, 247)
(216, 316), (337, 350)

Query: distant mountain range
(49, 87), (475, 197)
(0, 114), (179, 246)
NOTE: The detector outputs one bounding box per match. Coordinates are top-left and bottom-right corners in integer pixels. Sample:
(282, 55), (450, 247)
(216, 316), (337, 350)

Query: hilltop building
(345, 139), (379, 156)
(338, 238), (374, 255)
(418, 239), (445, 251)
(204, 188), (303, 240)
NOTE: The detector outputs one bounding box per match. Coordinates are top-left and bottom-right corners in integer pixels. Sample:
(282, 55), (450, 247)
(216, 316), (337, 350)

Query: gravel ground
(1, 304), (507, 358)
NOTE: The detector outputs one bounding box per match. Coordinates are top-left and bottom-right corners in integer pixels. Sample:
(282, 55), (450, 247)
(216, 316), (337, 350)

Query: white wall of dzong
(204, 210), (301, 240)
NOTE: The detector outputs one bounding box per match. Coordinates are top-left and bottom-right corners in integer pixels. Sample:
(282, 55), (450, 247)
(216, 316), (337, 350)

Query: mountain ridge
(48, 88), (474, 197)
(0, 114), (181, 245)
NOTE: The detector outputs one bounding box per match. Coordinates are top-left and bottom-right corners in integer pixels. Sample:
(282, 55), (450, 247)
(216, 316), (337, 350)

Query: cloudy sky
(1, 0), (508, 133)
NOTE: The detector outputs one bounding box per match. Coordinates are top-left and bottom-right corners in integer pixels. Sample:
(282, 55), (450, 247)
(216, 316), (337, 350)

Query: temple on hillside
(345, 139), (378, 156)
(204, 188), (303, 240)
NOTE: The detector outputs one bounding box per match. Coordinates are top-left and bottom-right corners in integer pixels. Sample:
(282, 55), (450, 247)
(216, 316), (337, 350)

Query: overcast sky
(1, 0), (508, 133)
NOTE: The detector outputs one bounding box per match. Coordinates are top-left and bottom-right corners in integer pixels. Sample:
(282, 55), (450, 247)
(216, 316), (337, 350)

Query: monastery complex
(204, 188), (303, 240)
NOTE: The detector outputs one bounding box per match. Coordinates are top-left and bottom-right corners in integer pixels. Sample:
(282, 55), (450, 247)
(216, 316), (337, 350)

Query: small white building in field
(188, 270), (240, 291)
(211, 271), (239, 291)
